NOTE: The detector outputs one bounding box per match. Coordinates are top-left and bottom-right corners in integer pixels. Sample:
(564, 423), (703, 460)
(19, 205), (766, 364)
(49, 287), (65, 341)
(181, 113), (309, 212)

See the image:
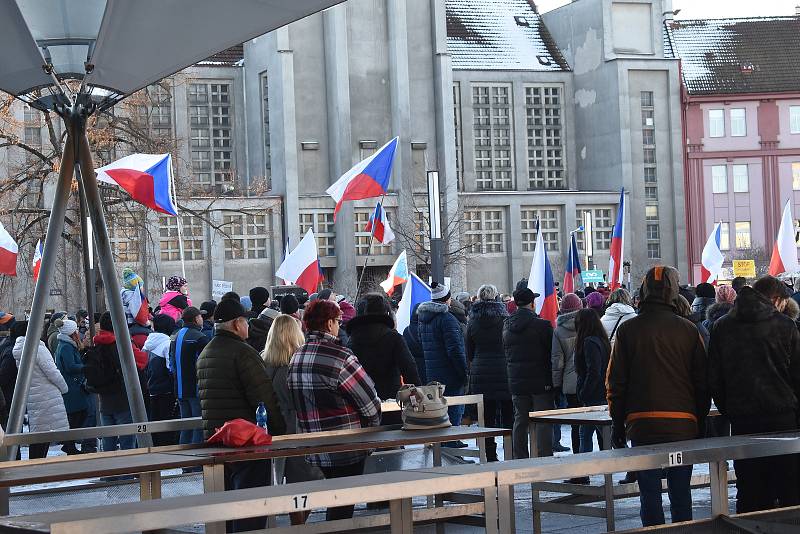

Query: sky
(535, 0), (799, 18)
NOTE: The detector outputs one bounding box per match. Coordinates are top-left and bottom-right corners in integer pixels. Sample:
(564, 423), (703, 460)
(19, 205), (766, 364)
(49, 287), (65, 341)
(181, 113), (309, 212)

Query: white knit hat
(57, 319), (78, 336)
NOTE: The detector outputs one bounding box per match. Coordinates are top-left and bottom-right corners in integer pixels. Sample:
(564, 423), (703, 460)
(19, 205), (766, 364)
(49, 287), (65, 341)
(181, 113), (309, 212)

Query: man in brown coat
(606, 266), (710, 527)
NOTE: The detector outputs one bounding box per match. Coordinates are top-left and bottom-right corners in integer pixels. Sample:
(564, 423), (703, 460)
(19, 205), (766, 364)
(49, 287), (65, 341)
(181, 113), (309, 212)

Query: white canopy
(0, 0), (345, 110)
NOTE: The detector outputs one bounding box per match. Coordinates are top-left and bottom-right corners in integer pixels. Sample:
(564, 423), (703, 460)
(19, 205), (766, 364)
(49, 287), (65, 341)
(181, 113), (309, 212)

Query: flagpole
(167, 159), (186, 278)
(354, 195), (386, 302)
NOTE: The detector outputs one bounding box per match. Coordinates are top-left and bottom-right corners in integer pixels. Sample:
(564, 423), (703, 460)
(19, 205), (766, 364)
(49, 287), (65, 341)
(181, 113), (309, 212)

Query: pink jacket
(158, 290), (192, 321)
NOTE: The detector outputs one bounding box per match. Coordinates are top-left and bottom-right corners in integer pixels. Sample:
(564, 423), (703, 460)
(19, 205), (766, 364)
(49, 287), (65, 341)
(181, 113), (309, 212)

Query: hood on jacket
(345, 312), (394, 334)
(728, 286), (777, 323)
(93, 330), (117, 346)
(505, 307), (540, 334)
(705, 302), (733, 324)
(417, 301), (450, 323)
(556, 310), (579, 331)
(449, 299), (468, 324)
(691, 296), (715, 315)
(603, 302), (636, 319)
(469, 300), (508, 322)
(259, 308), (281, 321)
(143, 332), (171, 358)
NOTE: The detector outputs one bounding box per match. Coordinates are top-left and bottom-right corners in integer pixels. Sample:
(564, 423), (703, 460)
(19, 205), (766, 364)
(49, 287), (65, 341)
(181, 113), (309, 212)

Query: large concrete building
(1, 0), (692, 313)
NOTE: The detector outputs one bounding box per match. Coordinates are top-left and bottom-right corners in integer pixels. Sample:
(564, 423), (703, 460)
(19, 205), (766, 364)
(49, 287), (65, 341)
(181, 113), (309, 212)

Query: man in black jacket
(709, 276), (800, 513)
(169, 307), (209, 445)
(502, 287), (554, 458)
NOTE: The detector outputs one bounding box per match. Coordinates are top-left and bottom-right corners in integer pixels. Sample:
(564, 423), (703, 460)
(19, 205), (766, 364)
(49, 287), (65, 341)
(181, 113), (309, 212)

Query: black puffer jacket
(347, 314), (420, 399)
(709, 287), (800, 420)
(403, 304), (426, 384)
(246, 316), (272, 353)
(466, 301), (510, 400)
(196, 329), (286, 438)
(502, 307), (553, 395)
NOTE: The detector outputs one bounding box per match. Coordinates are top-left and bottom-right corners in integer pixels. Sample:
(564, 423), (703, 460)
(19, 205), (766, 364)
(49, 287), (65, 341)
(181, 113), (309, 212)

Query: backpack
(82, 345), (122, 394)
(396, 382), (451, 430)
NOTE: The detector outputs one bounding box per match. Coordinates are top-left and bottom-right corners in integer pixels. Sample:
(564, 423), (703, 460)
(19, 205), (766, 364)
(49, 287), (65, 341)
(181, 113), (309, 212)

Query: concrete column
(207, 210), (225, 294)
(507, 199), (524, 290)
(430, 0), (465, 289)
(324, 5), (357, 295)
(270, 206), (284, 287)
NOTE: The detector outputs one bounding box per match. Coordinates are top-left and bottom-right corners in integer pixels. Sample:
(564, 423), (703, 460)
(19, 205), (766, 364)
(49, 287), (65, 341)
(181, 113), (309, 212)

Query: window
(261, 73), (271, 186)
(719, 222), (730, 251)
(23, 105), (41, 151)
(472, 85), (513, 190)
(735, 222), (751, 249)
(299, 211), (335, 257)
(644, 167), (657, 183)
(413, 210), (430, 255)
(222, 212), (268, 260)
(793, 163), (800, 191)
(453, 83), (463, 187)
(647, 243), (661, 259)
(159, 216), (204, 260)
(463, 209), (505, 253)
(732, 165), (749, 193)
(107, 214), (140, 263)
(520, 208), (560, 252)
(646, 224), (660, 240)
(711, 165), (727, 193)
(355, 208), (394, 256)
(643, 148), (656, 164)
(188, 82), (233, 186)
(645, 205), (659, 221)
(645, 185), (658, 200)
(576, 207), (614, 251)
(709, 109), (725, 137)
(641, 91), (654, 107)
(730, 108), (746, 137)
(791, 106), (800, 134)
(526, 85), (564, 189)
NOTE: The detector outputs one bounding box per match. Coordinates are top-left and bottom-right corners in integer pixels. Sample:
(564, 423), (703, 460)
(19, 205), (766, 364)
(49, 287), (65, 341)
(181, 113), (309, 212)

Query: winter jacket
(417, 301), (468, 392)
(196, 329), (286, 439)
(201, 320), (215, 339)
(575, 337), (609, 407)
(0, 336), (19, 424)
(346, 314), (420, 399)
(46, 326), (59, 357)
(502, 307), (553, 395)
(12, 337), (69, 432)
(93, 330), (146, 414)
(606, 300), (710, 445)
(690, 297), (716, 325)
(246, 315), (273, 353)
(708, 287), (800, 421)
(54, 337), (88, 414)
(600, 304), (636, 346)
(169, 324), (208, 399)
(702, 302), (732, 336)
(551, 311), (579, 394)
(143, 332), (172, 396)
(449, 299), (468, 338)
(403, 304), (426, 384)
(466, 301), (510, 400)
(158, 291), (192, 322)
(129, 324), (152, 353)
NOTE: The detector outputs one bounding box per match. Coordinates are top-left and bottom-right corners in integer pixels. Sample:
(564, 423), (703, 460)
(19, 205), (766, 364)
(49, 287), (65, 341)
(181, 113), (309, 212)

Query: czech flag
(276, 229), (323, 294)
(0, 221), (18, 276)
(608, 189), (625, 291)
(122, 281), (150, 326)
(380, 250), (409, 296)
(365, 202), (395, 245)
(395, 272), (431, 333)
(528, 219), (558, 326)
(326, 137), (398, 218)
(769, 200), (799, 276)
(700, 223), (724, 284)
(96, 154), (178, 216)
(32, 240), (43, 282)
(562, 233), (582, 294)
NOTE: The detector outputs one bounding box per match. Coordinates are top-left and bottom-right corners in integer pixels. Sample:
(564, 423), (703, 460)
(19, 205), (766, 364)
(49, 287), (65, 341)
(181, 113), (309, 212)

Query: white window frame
(729, 108), (746, 137)
(719, 222), (730, 251)
(520, 208), (560, 252)
(709, 109), (725, 138)
(732, 164), (749, 193)
(711, 165), (727, 193)
(793, 162), (800, 191)
(735, 221), (751, 249)
(791, 106), (800, 134)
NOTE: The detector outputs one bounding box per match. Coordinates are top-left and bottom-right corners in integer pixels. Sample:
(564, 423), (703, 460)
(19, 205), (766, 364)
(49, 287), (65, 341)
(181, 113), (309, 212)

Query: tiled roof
(446, 0), (570, 71)
(198, 44), (244, 66)
(665, 16), (800, 95)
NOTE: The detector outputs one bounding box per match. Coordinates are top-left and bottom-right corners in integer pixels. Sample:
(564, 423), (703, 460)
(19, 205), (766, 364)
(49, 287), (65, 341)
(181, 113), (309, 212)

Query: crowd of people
(2, 266), (800, 529)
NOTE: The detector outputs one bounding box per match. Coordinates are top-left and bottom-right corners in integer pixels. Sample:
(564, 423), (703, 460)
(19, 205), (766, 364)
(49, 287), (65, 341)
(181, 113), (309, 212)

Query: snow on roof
(665, 16), (800, 95)
(197, 45), (244, 67)
(446, 0), (570, 71)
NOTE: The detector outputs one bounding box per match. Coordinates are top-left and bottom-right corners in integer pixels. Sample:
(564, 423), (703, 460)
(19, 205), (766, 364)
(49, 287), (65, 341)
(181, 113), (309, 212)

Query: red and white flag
(276, 229), (323, 294)
(365, 202), (395, 245)
(608, 189), (625, 291)
(0, 221), (18, 276)
(769, 200), (799, 276)
(700, 223), (724, 284)
(32, 240), (43, 282)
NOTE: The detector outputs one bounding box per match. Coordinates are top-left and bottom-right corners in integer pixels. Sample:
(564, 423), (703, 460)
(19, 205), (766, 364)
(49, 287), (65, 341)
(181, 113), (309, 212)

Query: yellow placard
(732, 260), (756, 278)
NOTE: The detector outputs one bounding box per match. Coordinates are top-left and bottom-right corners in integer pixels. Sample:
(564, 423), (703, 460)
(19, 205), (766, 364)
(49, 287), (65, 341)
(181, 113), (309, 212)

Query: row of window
(709, 106), (800, 138)
(641, 91), (661, 260)
(711, 162), (800, 194)
(716, 222), (752, 251)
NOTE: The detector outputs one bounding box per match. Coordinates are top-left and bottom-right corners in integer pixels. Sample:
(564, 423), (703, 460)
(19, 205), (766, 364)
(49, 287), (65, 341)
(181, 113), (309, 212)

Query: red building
(666, 15), (800, 281)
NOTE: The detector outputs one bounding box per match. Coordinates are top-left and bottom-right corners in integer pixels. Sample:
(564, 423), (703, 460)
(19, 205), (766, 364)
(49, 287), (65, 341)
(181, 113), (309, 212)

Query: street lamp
(427, 170), (444, 283)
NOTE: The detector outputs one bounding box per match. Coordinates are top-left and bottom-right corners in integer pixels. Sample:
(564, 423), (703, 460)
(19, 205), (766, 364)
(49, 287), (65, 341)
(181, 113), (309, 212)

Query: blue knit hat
(123, 267), (143, 290)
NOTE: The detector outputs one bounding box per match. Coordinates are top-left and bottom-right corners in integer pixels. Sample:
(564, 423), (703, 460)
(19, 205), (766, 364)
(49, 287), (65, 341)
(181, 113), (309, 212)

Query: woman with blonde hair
(262, 315), (322, 525)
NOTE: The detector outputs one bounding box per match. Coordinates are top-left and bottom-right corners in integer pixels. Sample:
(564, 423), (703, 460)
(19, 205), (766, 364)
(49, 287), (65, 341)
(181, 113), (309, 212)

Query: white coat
(12, 337), (69, 432)
(600, 303), (637, 346)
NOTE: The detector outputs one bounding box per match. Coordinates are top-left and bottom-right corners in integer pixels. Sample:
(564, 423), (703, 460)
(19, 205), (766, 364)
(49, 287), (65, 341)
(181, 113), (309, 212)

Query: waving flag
(700, 223), (724, 284)
(0, 221), (18, 276)
(32, 240), (43, 282)
(276, 229), (322, 294)
(608, 189), (625, 291)
(396, 273), (431, 333)
(380, 250), (409, 296)
(769, 200), (799, 276)
(96, 154), (178, 216)
(121, 269), (150, 326)
(326, 137), (398, 218)
(365, 202), (395, 245)
(528, 220), (558, 326)
(562, 233), (582, 294)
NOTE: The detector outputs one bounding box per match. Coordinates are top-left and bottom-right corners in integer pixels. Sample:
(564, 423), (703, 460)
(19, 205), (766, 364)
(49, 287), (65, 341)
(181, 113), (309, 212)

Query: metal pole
(75, 115), (152, 447)
(5, 132), (76, 460)
(354, 196), (385, 302)
(427, 171), (444, 283)
(76, 168), (96, 340)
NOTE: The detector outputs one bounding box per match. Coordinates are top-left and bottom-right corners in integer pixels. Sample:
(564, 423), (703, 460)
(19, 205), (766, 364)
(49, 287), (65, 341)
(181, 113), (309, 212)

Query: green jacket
(197, 329), (286, 439)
